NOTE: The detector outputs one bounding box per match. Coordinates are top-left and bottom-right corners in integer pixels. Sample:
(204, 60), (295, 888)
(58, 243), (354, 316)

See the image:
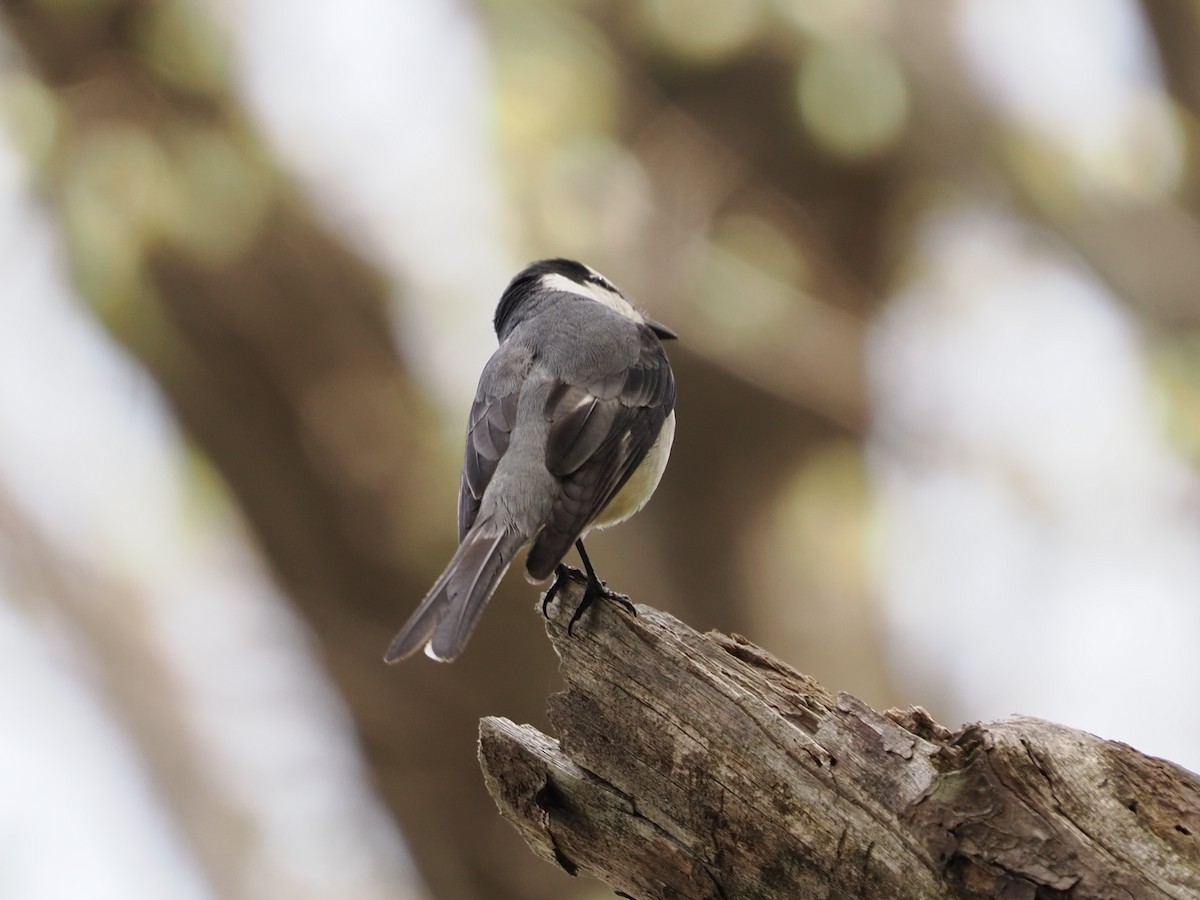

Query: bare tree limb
(480, 585), (1200, 899)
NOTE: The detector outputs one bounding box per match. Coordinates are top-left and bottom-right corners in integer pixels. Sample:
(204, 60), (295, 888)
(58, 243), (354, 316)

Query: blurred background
(2, 0), (1199, 897)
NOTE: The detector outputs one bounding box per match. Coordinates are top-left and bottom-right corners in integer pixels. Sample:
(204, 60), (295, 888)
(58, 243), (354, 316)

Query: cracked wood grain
(478, 585), (1200, 899)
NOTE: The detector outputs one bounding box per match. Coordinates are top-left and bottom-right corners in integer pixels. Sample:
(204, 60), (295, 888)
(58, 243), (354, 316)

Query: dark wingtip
(383, 610), (442, 664)
(383, 637), (414, 664)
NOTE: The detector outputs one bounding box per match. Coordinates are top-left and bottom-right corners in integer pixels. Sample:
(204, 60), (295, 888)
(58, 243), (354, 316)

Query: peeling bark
(480, 585), (1200, 899)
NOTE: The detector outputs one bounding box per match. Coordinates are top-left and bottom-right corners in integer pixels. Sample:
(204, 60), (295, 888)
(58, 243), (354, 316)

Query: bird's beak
(646, 317), (677, 340)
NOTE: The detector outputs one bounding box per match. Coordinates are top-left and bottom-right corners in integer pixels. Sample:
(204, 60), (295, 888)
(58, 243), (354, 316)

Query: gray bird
(384, 258), (677, 663)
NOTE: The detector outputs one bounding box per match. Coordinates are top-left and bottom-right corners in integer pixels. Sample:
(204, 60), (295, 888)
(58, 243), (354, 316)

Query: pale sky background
(1, 0), (1197, 897)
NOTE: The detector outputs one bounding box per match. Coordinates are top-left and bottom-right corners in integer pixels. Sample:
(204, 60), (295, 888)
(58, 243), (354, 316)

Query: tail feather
(384, 525), (524, 663)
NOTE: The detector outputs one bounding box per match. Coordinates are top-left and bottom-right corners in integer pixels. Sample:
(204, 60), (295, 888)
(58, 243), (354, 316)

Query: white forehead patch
(539, 272), (645, 324)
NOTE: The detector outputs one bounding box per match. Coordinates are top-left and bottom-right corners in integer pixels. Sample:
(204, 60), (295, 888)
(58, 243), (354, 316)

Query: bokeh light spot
(796, 41), (908, 159)
(638, 0), (765, 64)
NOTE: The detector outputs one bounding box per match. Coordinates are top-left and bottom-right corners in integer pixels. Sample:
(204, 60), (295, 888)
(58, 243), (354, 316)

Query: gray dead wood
(478, 583), (1200, 899)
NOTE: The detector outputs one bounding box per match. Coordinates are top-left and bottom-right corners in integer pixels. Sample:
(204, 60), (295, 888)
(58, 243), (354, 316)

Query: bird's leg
(566, 539), (637, 635)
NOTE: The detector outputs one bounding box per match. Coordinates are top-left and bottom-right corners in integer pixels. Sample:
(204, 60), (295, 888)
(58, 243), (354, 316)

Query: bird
(384, 258), (677, 663)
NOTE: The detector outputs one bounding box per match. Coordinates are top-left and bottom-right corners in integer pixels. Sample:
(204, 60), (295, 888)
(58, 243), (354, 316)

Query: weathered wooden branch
(479, 585), (1200, 899)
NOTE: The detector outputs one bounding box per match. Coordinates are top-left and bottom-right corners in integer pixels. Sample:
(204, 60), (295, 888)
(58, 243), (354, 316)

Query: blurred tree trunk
(0, 2), (580, 898)
(483, 586), (1200, 899)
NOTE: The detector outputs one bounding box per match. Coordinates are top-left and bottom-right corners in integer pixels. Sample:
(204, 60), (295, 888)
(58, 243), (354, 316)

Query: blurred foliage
(0, 70), (59, 174)
(135, 0), (228, 95)
(1152, 339), (1200, 466)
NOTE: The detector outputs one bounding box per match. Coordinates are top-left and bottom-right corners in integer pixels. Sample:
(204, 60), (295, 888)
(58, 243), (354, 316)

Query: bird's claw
(541, 564), (586, 617)
(565, 580), (636, 636)
(542, 564), (637, 634)
(541, 541), (638, 635)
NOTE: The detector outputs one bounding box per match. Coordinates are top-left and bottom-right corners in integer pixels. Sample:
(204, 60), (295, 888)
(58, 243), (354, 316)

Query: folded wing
(525, 327), (675, 580)
(458, 388), (519, 541)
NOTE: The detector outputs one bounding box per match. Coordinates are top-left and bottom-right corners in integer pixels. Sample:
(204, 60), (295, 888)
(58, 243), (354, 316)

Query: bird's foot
(541, 564), (585, 617)
(541, 563), (636, 634)
(566, 574), (636, 636)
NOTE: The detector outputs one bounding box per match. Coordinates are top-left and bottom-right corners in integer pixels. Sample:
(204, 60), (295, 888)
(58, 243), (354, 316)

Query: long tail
(384, 523), (525, 663)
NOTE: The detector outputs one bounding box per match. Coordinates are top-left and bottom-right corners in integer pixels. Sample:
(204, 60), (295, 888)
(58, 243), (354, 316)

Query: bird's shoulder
(476, 299), (671, 406)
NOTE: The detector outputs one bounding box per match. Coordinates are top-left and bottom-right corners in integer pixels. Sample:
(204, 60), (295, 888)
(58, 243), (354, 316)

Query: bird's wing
(458, 340), (537, 541)
(458, 387), (520, 541)
(525, 327), (675, 580)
